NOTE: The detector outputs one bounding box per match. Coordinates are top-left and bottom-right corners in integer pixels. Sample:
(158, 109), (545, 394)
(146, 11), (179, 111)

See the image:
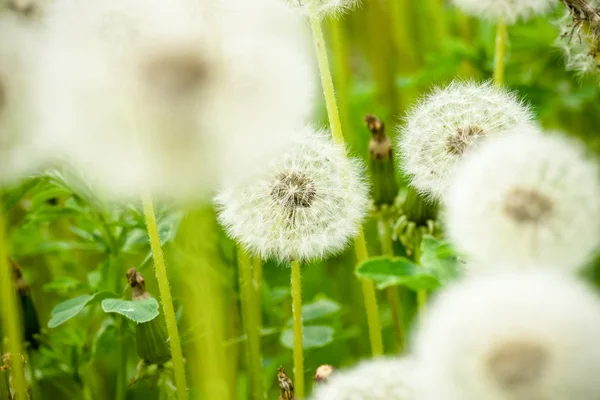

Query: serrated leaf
(279, 325), (335, 350)
(48, 291), (113, 328)
(420, 235), (463, 284)
(101, 298), (159, 323)
(355, 256), (440, 291)
(286, 298), (341, 326)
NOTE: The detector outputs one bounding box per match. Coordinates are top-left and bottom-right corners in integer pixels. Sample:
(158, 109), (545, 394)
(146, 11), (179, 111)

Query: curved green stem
(237, 249), (265, 400)
(0, 205), (27, 399)
(141, 195), (188, 400)
(290, 260), (304, 399)
(493, 21), (507, 85)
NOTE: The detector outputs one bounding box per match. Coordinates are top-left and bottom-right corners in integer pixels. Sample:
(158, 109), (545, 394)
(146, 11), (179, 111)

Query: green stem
(115, 317), (127, 400)
(421, 0), (448, 51)
(141, 195), (188, 400)
(252, 256), (263, 328)
(389, 0), (417, 72)
(237, 249), (265, 400)
(355, 232), (384, 357)
(377, 218), (404, 350)
(0, 204), (27, 399)
(290, 260), (304, 399)
(309, 11), (344, 146)
(328, 17), (353, 143)
(493, 21), (507, 85)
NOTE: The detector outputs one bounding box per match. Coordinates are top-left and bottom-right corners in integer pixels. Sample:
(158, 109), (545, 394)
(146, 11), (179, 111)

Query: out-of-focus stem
(290, 260), (305, 399)
(237, 249), (265, 400)
(0, 203), (27, 399)
(493, 21), (507, 85)
(252, 256), (263, 327)
(141, 194), (188, 400)
(329, 18), (353, 140)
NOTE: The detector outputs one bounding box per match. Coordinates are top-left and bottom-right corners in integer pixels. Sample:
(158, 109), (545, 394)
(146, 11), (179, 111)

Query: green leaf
(355, 256), (440, 291)
(48, 291), (113, 328)
(101, 298), (160, 323)
(279, 325), (335, 350)
(286, 298), (341, 326)
(420, 235), (463, 284)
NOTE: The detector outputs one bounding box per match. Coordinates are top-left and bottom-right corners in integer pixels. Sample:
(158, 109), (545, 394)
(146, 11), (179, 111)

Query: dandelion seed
(283, 0), (360, 18)
(413, 270), (600, 400)
(35, 0), (315, 200)
(450, 0), (558, 23)
(310, 358), (416, 400)
(215, 128), (370, 263)
(445, 127), (600, 271)
(396, 81), (534, 201)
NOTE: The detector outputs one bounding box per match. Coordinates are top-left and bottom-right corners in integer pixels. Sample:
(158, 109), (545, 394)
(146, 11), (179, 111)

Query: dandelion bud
(366, 115), (399, 206)
(413, 270), (600, 400)
(450, 0), (558, 23)
(396, 81), (534, 201)
(278, 365), (295, 400)
(314, 364), (335, 384)
(127, 268), (171, 365)
(446, 127), (600, 271)
(310, 358), (416, 400)
(215, 128), (370, 263)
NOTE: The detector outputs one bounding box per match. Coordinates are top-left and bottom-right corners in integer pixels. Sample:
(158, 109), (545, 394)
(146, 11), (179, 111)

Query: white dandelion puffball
(450, 0), (558, 24)
(446, 127), (600, 272)
(215, 128), (370, 263)
(556, 1), (600, 79)
(35, 0), (315, 200)
(0, 15), (45, 184)
(414, 270), (600, 400)
(284, 0), (360, 18)
(311, 358), (416, 400)
(397, 81), (533, 201)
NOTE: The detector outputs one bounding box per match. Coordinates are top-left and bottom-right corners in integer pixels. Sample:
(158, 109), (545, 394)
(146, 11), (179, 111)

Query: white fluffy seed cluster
(446, 126), (600, 272)
(284, 0), (360, 18)
(310, 358), (416, 400)
(450, 0), (558, 24)
(34, 0), (315, 200)
(413, 270), (600, 400)
(215, 128), (369, 263)
(396, 81), (533, 200)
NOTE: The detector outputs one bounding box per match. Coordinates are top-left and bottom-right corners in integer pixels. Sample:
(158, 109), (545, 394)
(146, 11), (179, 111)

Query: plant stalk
(493, 21), (507, 85)
(141, 194), (188, 400)
(309, 6), (384, 358)
(290, 259), (305, 399)
(237, 249), (265, 400)
(252, 256), (263, 328)
(0, 204), (27, 399)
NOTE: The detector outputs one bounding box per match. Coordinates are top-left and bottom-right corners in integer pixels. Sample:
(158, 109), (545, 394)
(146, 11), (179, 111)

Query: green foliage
(101, 298), (160, 324)
(48, 292), (113, 328)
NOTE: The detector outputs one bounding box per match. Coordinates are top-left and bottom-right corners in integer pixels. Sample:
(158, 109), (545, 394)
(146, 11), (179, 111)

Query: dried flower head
(556, 0), (600, 79)
(413, 270), (600, 400)
(283, 0), (360, 18)
(445, 127), (600, 272)
(450, 0), (558, 23)
(310, 358), (416, 400)
(35, 0), (315, 200)
(0, 15), (44, 184)
(396, 81), (533, 201)
(215, 128), (369, 263)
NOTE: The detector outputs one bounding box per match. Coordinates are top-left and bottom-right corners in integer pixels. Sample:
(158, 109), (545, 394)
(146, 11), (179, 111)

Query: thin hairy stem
(141, 194), (188, 400)
(494, 21), (507, 85)
(290, 259), (305, 399)
(237, 249), (266, 400)
(0, 207), (27, 400)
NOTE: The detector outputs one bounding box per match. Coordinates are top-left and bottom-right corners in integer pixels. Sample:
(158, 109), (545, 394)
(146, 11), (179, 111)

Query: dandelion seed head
(310, 358), (416, 400)
(445, 127), (600, 272)
(414, 270), (600, 400)
(450, 0), (558, 23)
(36, 0), (315, 200)
(215, 128), (369, 263)
(396, 81), (534, 201)
(283, 0), (360, 18)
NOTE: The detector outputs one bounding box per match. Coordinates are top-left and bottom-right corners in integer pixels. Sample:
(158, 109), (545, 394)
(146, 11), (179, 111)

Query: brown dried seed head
(278, 366), (295, 400)
(126, 268), (150, 300)
(366, 114), (392, 160)
(504, 187), (553, 224)
(446, 125), (486, 156)
(271, 171), (316, 209)
(486, 340), (548, 392)
(314, 364), (335, 383)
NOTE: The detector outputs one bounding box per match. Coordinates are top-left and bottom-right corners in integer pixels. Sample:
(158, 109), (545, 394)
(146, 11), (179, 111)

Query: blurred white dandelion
(450, 0), (558, 23)
(446, 127), (600, 271)
(215, 128), (369, 263)
(396, 81), (534, 201)
(35, 0), (315, 200)
(414, 270), (600, 400)
(283, 0), (360, 18)
(310, 358), (416, 400)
